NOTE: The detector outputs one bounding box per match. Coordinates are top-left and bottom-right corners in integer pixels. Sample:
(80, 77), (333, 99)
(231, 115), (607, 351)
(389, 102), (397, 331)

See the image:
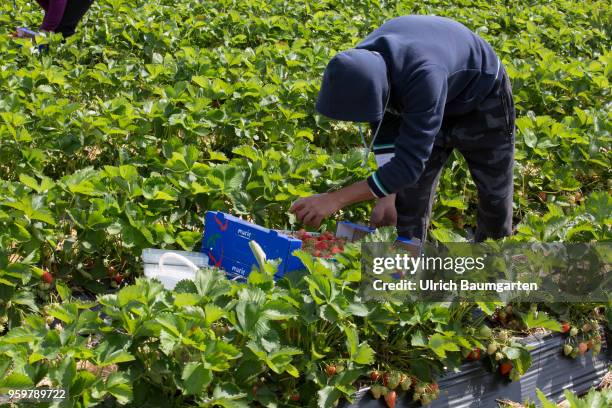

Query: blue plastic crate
(201, 211), (422, 279)
(335, 221), (375, 241)
(201, 211), (303, 279)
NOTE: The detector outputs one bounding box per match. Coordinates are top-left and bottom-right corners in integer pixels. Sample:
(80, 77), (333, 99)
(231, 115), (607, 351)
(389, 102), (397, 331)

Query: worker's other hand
(370, 194), (397, 228)
(290, 193), (341, 228)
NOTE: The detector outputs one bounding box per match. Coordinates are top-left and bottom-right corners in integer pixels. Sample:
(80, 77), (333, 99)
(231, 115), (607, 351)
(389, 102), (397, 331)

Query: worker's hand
(290, 193), (342, 228)
(370, 194), (397, 227)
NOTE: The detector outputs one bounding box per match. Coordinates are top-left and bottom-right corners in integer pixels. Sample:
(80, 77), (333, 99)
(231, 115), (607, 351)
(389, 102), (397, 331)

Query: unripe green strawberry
(582, 323), (591, 332)
(563, 344), (573, 355)
(479, 325), (492, 338)
(570, 327), (578, 336)
(370, 385), (386, 400)
(487, 342), (498, 355)
(386, 371), (401, 390)
(421, 395), (433, 406)
(593, 343), (602, 353)
(400, 376), (412, 391)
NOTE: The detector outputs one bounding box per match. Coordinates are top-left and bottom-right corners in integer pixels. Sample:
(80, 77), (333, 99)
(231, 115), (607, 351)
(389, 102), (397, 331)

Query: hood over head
(316, 49), (389, 122)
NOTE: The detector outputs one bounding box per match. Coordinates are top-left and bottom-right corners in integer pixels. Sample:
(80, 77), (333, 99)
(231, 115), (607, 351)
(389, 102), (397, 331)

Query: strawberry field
(0, 0), (610, 407)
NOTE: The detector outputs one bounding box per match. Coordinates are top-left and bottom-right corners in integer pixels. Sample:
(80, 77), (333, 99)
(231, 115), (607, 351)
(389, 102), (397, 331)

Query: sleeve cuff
(367, 173), (391, 198)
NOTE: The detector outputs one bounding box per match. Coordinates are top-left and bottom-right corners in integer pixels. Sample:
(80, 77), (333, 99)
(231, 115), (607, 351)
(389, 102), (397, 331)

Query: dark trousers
(395, 67), (516, 243)
(56, 0), (94, 37)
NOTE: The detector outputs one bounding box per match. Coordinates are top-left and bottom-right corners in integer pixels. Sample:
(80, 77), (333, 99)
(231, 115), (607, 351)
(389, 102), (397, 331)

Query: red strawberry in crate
(315, 240), (328, 251)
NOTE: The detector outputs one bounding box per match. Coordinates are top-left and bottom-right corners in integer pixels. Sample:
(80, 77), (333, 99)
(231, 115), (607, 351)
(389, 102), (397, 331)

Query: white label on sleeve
(375, 153), (394, 167)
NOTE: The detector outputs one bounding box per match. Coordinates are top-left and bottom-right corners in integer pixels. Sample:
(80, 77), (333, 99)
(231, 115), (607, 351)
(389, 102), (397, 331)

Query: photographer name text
(372, 279), (538, 293)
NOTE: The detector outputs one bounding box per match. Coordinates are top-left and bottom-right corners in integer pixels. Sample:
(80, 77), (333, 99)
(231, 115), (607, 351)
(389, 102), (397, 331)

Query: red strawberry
(331, 246), (343, 254)
(561, 322), (570, 333)
(499, 362), (513, 376)
(114, 274), (123, 284)
(41, 271), (53, 284)
(290, 393), (300, 401)
(315, 241), (328, 251)
(384, 390), (396, 408)
(325, 365), (336, 376)
(382, 372), (390, 387)
(467, 348), (481, 361)
(370, 370), (381, 382)
(313, 250), (321, 257)
(578, 342), (588, 354)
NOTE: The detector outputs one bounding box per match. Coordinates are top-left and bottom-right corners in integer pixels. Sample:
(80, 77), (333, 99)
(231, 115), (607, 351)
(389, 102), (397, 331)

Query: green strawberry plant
(0, 0), (610, 406)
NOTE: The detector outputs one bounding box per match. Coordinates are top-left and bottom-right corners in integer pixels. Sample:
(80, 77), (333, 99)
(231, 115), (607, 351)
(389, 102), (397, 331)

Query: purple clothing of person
(36, 0), (68, 32)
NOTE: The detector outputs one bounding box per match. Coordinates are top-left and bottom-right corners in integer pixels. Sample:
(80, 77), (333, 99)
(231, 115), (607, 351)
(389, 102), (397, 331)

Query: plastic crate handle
(158, 252), (200, 274)
(158, 251), (243, 282)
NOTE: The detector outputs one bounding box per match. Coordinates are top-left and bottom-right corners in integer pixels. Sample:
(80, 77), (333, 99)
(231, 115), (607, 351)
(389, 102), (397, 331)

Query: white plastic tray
(142, 248), (209, 290)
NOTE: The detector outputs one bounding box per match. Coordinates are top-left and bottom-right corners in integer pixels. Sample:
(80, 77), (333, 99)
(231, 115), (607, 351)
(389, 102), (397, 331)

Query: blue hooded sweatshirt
(316, 15), (502, 197)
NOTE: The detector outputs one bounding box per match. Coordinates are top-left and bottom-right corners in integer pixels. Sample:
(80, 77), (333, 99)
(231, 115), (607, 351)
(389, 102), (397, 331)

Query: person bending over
(34, 0), (94, 37)
(290, 15), (515, 243)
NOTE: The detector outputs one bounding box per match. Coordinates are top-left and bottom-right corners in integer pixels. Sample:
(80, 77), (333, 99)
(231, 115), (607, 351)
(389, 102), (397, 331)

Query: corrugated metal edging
(343, 331), (611, 408)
